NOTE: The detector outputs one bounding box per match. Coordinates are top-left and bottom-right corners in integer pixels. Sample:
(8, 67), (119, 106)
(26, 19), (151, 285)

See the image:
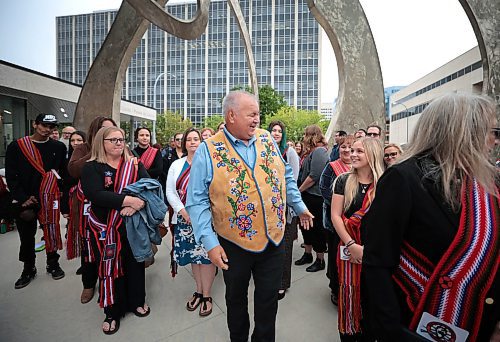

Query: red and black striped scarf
(170, 163), (191, 277)
(394, 178), (499, 341)
(330, 159), (351, 177)
(66, 182), (90, 260)
(17, 137), (62, 253)
(337, 184), (373, 335)
(139, 146), (158, 170)
(87, 158), (138, 308)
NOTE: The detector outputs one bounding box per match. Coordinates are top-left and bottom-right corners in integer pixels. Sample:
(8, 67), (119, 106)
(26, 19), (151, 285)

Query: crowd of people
(1, 90), (498, 341)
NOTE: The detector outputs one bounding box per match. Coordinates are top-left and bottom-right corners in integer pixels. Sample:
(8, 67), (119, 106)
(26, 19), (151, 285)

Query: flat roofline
(0, 59), (156, 110)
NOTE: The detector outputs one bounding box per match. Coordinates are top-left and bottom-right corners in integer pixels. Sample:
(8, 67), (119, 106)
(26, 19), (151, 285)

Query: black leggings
(299, 192), (327, 253)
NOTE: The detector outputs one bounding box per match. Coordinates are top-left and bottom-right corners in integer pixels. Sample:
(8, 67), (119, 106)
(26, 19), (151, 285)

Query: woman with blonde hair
(81, 126), (151, 335)
(383, 143), (402, 168)
(295, 125), (329, 272)
(331, 137), (384, 341)
(363, 93), (499, 341)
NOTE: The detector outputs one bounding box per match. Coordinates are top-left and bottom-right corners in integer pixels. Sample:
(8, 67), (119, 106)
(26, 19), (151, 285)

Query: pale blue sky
(0, 0), (477, 102)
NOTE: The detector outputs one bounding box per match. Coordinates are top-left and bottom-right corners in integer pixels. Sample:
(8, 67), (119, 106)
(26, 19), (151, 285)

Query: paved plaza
(0, 221), (340, 342)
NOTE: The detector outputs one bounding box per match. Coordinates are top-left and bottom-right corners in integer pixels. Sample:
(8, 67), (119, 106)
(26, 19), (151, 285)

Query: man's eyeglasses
(367, 133), (380, 137)
(104, 138), (125, 144)
(384, 152), (398, 159)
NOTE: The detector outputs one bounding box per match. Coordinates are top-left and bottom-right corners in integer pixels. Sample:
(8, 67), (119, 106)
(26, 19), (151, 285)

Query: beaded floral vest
(205, 129), (286, 252)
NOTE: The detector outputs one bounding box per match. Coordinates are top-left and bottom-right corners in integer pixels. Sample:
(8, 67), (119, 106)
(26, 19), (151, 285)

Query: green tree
(225, 85), (287, 122)
(263, 106), (329, 142)
(200, 114), (225, 130)
(155, 110), (193, 146)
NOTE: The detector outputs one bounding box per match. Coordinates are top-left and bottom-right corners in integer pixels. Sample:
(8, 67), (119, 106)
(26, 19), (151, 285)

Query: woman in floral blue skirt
(166, 128), (216, 317)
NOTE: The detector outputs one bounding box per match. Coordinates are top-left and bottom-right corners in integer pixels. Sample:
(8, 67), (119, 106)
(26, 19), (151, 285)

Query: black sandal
(102, 316), (120, 335)
(186, 292), (203, 311)
(133, 304), (151, 317)
(199, 296), (213, 317)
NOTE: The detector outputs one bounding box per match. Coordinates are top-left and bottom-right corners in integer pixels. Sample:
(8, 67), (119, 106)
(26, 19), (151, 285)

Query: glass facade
(56, 0), (319, 124)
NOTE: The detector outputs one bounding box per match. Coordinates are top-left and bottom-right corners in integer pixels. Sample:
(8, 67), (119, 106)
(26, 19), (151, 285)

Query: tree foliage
(155, 110), (193, 146)
(263, 106), (330, 142)
(227, 84), (287, 122)
(201, 114), (225, 131)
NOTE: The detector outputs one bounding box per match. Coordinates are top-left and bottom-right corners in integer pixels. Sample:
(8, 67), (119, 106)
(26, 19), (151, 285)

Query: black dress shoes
(15, 266), (37, 289)
(294, 252), (313, 266)
(306, 258), (325, 272)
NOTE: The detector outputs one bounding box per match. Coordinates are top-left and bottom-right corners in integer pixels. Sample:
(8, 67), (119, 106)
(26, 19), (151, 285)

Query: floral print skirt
(173, 214), (211, 266)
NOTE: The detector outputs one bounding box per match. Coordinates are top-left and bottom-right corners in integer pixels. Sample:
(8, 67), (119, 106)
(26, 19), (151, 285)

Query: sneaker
(46, 265), (65, 280)
(35, 240), (45, 252)
(15, 267), (37, 289)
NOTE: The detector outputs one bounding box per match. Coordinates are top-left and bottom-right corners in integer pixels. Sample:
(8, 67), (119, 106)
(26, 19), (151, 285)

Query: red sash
(87, 158), (138, 308)
(330, 159), (351, 177)
(139, 146), (158, 170)
(337, 184), (373, 335)
(17, 137), (62, 253)
(394, 178), (499, 341)
(66, 181), (89, 260)
(170, 163), (191, 277)
(176, 163), (191, 205)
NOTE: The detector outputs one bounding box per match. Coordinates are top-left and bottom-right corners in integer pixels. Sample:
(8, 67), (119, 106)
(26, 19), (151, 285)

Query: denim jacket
(124, 178), (167, 262)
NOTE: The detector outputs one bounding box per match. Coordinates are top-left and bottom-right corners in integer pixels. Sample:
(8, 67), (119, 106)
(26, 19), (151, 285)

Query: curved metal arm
(125, 0), (210, 40)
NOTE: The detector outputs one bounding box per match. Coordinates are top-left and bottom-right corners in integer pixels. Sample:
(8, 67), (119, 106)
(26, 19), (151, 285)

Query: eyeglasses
(493, 128), (500, 138)
(367, 133), (380, 137)
(104, 138), (125, 144)
(384, 152), (399, 159)
(175, 138), (182, 141)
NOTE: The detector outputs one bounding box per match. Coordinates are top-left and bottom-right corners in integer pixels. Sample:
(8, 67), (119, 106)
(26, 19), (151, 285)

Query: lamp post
(152, 72), (165, 144)
(392, 102), (409, 144)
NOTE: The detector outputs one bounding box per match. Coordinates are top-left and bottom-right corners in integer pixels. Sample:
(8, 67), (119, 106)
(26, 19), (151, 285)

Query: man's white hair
(222, 90), (257, 118)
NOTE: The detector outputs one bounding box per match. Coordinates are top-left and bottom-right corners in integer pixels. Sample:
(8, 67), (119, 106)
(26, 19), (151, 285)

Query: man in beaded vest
(187, 90), (314, 342)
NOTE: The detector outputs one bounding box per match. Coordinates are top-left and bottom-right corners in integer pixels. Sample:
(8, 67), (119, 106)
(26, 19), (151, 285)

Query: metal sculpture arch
(74, 0), (500, 136)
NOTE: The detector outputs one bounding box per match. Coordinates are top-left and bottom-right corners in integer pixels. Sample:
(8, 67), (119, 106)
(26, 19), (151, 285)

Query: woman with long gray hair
(362, 93), (499, 341)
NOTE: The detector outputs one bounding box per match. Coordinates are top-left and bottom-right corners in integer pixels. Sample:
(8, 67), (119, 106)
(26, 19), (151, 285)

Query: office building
(389, 46), (482, 144)
(56, 0), (320, 124)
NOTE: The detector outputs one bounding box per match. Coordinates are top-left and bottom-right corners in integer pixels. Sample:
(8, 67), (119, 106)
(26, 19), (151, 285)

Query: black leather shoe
(294, 252), (313, 266)
(15, 267), (37, 289)
(278, 290), (286, 301)
(47, 265), (65, 280)
(306, 258), (325, 272)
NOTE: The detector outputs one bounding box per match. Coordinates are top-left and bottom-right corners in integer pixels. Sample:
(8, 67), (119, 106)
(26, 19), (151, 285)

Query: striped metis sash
(170, 163), (191, 277)
(17, 137), (62, 253)
(394, 178), (499, 341)
(330, 159), (351, 177)
(337, 184), (373, 335)
(66, 181), (90, 260)
(76, 182), (94, 262)
(139, 146), (158, 170)
(87, 158), (138, 308)
(176, 163), (191, 205)
(66, 185), (80, 260)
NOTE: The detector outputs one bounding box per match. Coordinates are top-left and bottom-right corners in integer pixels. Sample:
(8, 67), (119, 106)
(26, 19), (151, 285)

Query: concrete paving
(0, 224), (340, 341)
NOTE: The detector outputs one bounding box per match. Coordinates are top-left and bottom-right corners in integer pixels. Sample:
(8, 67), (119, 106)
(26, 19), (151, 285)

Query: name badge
(417, 312), (469, 342)
(83, 203), (91, 216)
(99, 230), (106, 241)
(52, 200), (59, 210)
(340, 246), (351, 261)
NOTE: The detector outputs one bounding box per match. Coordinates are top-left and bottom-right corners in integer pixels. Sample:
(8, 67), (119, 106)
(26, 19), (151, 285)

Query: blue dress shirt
(186, 128), (307, 252)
